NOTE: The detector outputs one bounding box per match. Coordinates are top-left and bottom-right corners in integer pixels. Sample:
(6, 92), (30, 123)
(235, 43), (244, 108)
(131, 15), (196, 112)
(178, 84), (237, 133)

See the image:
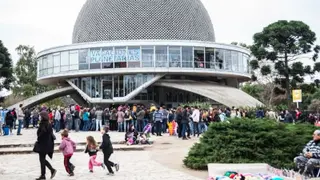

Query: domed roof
(72, 0), (215, 43)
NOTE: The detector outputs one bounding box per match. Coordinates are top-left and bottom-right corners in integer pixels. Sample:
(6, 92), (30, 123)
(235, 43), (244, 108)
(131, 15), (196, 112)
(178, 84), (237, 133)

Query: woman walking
(34, 111), (57, 180)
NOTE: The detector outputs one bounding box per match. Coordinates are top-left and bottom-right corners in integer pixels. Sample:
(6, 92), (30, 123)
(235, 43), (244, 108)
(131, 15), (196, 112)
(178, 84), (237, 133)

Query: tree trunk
(284, 52), (291, 108)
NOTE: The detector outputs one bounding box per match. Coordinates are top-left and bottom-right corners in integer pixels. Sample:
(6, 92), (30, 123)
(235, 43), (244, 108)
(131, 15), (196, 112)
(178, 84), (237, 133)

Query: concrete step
(0, 145), (152, 155)
(0, 141), (154, 148)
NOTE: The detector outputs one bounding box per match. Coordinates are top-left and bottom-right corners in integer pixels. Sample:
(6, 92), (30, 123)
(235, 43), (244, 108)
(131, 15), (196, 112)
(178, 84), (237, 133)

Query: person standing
(33, 109), (40, 128)
(181, 106), (190, 140)
(34, 111), (57, 180)
(136, 107), (145, 132)
(54, 108), (61, 133)
(160, 106), (168, 134)
(100, 126), (119, 176)
(153, 108), (163, 136)
(24, 108), (31, 129)
(17, 104), (24, 135)
(117, 108), (125, 132)
(191, 106), (200, 137)
(95, 107), (103, 131)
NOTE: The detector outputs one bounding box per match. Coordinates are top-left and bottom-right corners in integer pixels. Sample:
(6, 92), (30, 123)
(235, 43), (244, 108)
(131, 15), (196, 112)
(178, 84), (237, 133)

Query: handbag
(33, 141), (40, 153)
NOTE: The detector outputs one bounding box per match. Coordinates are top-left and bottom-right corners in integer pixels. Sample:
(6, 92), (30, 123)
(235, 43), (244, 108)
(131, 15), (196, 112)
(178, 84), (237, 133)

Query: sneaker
(107, 173), (115, 176)
(89, 170), (93, 173)
(17, 133), (22, 136)
(115, 164), (120, 172)
(69, 172), (74, 176)
(50, 169), (57, 179)
(35, 176), (46, 180)
(71, 165), (75, 171)
(101, 163), (105, 169)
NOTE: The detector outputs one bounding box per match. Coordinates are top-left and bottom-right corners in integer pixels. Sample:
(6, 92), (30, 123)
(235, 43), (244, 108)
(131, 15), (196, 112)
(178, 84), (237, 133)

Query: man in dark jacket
(181, 106), (190, 140)
(100, 126), (119, 176)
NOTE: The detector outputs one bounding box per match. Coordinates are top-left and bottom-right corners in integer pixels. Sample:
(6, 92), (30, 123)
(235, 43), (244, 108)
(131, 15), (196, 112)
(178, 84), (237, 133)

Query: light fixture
(0, 64), (3, 68)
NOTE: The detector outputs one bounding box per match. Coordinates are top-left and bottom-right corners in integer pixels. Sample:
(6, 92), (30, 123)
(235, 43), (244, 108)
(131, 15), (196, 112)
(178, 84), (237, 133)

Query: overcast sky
(0, 0), (319, 65)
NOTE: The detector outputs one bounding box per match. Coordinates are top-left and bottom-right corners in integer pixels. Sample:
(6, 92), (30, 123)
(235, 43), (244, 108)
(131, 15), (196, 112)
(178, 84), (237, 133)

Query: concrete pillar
(226, 78), (239, 88)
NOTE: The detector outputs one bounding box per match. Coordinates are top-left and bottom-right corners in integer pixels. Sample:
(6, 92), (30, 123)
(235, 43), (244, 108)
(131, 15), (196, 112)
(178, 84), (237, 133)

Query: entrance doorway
(102, 80), (113, 99)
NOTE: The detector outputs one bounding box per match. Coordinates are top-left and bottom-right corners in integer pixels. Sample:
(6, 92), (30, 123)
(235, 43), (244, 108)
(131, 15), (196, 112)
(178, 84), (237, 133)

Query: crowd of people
(0, 103), (310, 138)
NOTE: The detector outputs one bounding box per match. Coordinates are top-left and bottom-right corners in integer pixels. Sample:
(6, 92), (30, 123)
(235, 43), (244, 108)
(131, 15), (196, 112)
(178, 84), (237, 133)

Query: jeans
(137, 119), (144, 132)
(181, 123), (187, 138)
(193, 122), (200, 136)
(162, 118), (168, 133)
(54, 119), (60, 132)
(88, 155), (102, 171)
(39, 153), (54, 177)
(155, 121), (162, 136)
(133, 120), (137, 129)
(118, 122), (124, 132)
(64, 154), (74, 174)
(200, 122), (208, 133)
(83, 121), (90, 131)
(74, 118), (80, 132)
(124, 120), (132, 132)
(143, 118), (148, 129)
(294, 155), (320, 176)
(103, 153), (115, 174)
(188, 121), (193, 136)
(24, 117), (30, 129)
(33, 117), (39, 128)
(17, 119), (23, 135)
(96, 119), (102, 131)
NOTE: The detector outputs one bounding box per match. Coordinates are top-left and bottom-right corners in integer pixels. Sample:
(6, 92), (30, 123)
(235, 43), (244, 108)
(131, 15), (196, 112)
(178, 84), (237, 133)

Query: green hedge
(183, 118), (316, 170)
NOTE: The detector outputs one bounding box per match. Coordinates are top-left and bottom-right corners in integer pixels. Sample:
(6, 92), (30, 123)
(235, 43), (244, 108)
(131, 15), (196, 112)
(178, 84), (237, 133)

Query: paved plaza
(0, 151), (202, 180)
(0, 129), (160, 146)
(0, 129), (203, 180)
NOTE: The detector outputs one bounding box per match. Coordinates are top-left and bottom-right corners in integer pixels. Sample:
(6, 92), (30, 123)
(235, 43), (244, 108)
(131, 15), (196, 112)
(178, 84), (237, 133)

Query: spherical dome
(72, 0), (215, 43)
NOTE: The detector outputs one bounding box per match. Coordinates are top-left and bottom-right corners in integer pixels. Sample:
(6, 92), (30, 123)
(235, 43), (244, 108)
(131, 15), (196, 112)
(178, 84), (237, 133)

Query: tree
(0, 40), (13, 90)
(13, 45), (52, 97)
(250, 20), (320, 107)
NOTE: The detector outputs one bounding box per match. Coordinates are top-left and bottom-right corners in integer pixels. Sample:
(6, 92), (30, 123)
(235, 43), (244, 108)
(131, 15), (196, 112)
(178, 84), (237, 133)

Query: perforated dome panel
(72, 0), (215, 43)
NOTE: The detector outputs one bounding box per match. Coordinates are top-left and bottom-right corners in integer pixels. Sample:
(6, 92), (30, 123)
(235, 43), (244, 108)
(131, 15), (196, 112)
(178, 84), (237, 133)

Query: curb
(0, 141), (154, 148)
(0, 145), (151, 155)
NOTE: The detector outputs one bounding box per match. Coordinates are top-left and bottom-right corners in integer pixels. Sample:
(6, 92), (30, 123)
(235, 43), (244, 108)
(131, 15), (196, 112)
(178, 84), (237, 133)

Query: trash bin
(3, 126), (9, 136)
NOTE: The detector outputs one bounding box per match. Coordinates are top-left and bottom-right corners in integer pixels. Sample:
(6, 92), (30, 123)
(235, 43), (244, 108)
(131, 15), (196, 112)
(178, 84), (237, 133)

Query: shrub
(183, 118), (316, 170)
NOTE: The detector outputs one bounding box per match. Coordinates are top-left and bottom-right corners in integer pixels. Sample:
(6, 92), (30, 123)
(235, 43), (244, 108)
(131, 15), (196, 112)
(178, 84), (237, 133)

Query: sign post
(292, 89), (302, 108)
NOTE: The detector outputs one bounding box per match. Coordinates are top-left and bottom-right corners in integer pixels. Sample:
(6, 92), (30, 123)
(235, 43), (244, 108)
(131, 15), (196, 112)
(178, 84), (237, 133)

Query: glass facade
(38, 45), (250, 78)
(70, 74), (154, 99)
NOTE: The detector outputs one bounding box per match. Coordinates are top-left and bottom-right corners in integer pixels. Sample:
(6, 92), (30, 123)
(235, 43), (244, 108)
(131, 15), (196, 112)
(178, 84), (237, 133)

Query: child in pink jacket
(59, 129), (76, 176)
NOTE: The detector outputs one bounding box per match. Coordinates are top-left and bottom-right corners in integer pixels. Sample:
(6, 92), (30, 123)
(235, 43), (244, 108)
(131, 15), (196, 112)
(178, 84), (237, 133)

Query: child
(143, 123), (152, 138)
(59, 129), (76, 176)
(138, 132), (151, 145)
(85, 136), (105, 173)
(99, 126), (119, 176)
(125, 131), (134, 146)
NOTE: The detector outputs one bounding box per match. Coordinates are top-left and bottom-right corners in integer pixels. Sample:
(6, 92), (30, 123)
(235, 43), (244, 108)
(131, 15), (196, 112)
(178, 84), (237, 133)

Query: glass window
(69, 50), (78, 71)
(87, 48), (102, 69)
(124, 74), (155, 96)
(205, 48), (215, 69)
(215, 49), (224, 70)
(79, 49), (89, 70)
(225, 50), (232, 70)
(128, 47), (140, 68)
(182, 47), (193, 68)
(231, 51), (238, 71)
(53, 53), (60, 74)
(60, 51), (69, 72)
(243, 54), (249, 73)
(42, 56), (48, 76)
(47, 54), (53, 75)
(194, 47), (204, 68)
(238, 52), (243, 73)
(102, 76), (113, 99)
(114, 75), (124, 97)
(81, 77), (91, 97)
(91, 76), (101, 98)
(169, 46), (180, 68)
(37, 57), (42, 77)
(155, 46), (167, 67)
(101, 47), (114, 69)
(114, 47), (127, 68)
(142, 46), (154, 68)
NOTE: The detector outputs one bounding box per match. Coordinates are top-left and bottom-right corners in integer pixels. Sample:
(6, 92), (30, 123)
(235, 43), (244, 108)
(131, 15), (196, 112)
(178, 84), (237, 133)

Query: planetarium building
(11, 0), (263, 109)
